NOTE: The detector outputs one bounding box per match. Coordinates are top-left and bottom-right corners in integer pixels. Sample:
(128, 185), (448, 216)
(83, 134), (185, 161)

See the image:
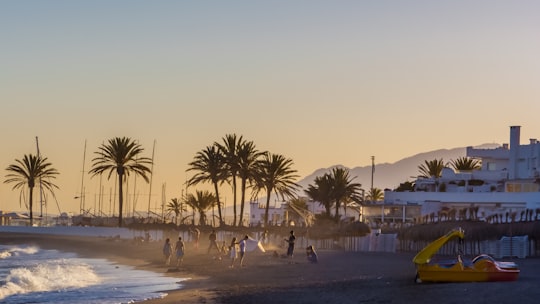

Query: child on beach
(284, 230), (296, 261)
(306, 245), (318, 263)
(229, 237), (239, 268)
(163, 238), (172, 266)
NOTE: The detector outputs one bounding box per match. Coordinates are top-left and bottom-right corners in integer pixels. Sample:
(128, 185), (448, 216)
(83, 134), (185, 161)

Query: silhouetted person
(239, 235), (249, 267)
(284, 230), (296, 261)
(162, 238), (172, 266)
(207, 229), (220, 254)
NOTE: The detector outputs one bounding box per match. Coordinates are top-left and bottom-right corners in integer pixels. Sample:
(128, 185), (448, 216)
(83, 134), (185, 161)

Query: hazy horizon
(2, 1), (539, 215)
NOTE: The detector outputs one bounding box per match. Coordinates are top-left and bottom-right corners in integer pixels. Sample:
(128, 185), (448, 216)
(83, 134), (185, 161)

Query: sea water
(0, 244), (184, 304)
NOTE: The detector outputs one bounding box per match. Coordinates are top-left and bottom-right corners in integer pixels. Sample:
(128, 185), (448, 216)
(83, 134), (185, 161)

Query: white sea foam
(0, 236), (182, 303)
(0, 246), (39, 259)
(0, 259), (100, 300)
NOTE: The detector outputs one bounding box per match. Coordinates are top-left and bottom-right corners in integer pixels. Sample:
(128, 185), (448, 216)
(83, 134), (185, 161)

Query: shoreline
(2, 232), (540, 304)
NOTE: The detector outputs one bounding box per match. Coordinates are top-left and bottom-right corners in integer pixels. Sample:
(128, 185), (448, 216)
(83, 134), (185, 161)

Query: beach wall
(0, 226), (164, 240)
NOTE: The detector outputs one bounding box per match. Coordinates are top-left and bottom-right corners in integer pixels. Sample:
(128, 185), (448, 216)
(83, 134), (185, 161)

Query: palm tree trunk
(199, 210), (206, 226)
(29, 186), (34, 226)
(118, 173), (124, 227)
(334, 199), (341, 222)
(264, 190), (271, 226)
(213, 183), (223, 226)
(325, 203), (331, 217)
(239, 179), (247, 227)
(232, 176), (237, 226)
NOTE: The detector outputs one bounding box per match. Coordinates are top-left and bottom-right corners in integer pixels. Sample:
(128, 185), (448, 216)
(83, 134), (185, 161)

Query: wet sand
(1, 232), (539, 304)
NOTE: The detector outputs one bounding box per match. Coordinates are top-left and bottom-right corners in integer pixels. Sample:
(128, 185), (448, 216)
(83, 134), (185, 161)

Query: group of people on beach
(162, 236), (185, 267)
(162, 229), (317, 268)
(205, 230), (250, 268)
(227, 235), (249, 267)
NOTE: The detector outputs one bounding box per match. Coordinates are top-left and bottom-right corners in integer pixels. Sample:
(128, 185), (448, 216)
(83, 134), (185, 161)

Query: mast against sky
(371, 155), (375, 194)
(79, 140), (87, 215)
(147, 139), (156, 217)
(36, 136), (44, 217)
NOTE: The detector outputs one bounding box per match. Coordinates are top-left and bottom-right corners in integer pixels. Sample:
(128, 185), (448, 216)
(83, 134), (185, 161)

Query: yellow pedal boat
(413, 228), (519, 283)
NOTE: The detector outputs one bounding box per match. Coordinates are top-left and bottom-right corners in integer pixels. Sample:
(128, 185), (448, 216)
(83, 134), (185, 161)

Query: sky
(1, 1), (540, 216)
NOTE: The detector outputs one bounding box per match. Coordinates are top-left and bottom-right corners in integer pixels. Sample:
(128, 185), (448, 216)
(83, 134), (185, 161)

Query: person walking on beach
(261, 229), (269, 245)
(229, 237), (239, 268)
(175, 237), (185, 267)
(285, 230), (296, 261)
(207, 229), (220, 254)
(162, 238), (172, 266)
(239, 235), (249, 267)
(189, 227), (200, 250)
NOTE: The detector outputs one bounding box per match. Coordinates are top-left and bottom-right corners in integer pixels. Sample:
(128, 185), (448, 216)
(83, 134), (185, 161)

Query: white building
(248, 199), (360, 227)
(384, 125), (540, 222)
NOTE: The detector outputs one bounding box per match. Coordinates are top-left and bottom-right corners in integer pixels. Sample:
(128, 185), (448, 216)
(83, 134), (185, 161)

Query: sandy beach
(1, 232), (539, 304)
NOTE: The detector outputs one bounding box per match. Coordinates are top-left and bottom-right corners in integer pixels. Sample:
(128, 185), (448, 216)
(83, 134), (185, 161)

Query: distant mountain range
(296, 143), (500, 192)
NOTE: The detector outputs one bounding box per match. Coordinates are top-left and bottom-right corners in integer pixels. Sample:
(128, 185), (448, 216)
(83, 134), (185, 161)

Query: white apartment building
(384, 125), (540, 222)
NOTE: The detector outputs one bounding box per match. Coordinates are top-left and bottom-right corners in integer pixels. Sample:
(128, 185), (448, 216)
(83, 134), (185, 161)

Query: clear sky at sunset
(1, 1), (539, 215)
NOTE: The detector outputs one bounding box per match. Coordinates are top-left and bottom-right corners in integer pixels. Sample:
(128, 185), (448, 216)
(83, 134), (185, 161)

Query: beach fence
(478, 235), (530, 258)
(0, 225), (166, 241)
(401, 235), (533, 258)
(301, 233), (398, 253)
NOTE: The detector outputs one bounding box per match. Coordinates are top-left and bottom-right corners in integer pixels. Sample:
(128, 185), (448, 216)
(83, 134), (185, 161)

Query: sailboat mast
(371, 156), (375, 192)
(147, 140), (156, 217)
(80, 140), (87, 215)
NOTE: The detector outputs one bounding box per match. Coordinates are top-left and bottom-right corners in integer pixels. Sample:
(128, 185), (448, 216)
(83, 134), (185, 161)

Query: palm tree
(253, 152), (300, 226)
(166, 197), (187, 225)
(236, 140), (264, 226)
(89, 137), (152, 227)
(450, 157), (481, 172)
(395, 180), (415, 192)
(216, 134), (244, 226)
(187, 145), (227, 225)
(184, 190), (217, 226)
(418, 158), (446, 178)
(4, 154), (59, 226)
(328, 167), (362, 222)
(366, 187), (384, 202)
(305, 174), (334, 217)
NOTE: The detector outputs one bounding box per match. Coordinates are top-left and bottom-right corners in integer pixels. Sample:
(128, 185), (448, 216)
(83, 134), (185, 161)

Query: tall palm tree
(418, 158), (446, 178)
(253, 152), (299, 226)
(184, 190), (216, 226)
(328, 167), (362, 222)
(4, 154), (59, 226)
(187, 145), (227, 225)
(305, 174), (334, 217)
(236, 140), (264, 226)
(366, 187), (384, 202)
(450, 157), (481, 172)
(216, 134), (244, 226)
(166, 197), (187, 225)
(89, 137), (152, 227)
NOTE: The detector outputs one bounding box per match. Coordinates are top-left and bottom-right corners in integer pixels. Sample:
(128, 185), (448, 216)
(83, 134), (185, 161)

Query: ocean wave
(0, 246), (39, 259)
(0, 259), (101, 300)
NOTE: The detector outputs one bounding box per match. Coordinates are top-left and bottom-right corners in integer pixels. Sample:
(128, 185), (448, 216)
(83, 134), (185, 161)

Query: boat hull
(416, 256), (519, 283)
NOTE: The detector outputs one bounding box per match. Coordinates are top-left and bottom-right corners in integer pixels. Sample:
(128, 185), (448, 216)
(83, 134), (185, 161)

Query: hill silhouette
(297, 143), (500, 192)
